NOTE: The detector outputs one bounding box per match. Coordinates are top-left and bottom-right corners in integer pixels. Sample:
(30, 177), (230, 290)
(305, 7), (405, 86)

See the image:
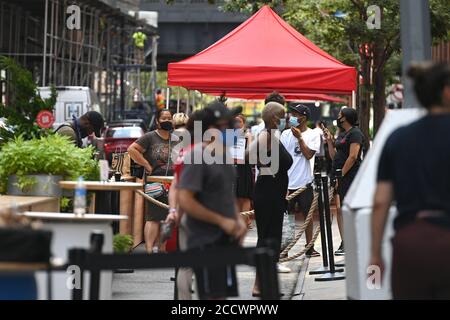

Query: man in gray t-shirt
(177, 143), (237, 249)
(176, 101), (247, 299)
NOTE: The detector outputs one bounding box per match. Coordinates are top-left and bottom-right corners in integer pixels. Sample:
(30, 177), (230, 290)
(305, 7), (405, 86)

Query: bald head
(262, 102), (285, 129)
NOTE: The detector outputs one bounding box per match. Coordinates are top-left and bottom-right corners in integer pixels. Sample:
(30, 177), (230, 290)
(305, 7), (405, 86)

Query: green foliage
(0, 134), (99, 193)
(113, 234), (134, 254)
(0, 56), (57, 142)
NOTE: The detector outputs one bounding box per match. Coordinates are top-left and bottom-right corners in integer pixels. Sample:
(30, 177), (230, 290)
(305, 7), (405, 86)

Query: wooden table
(23, 211), (126, 300)
(146, 176), (174, 184)
(59, 181), (142, 191)
(59, 181), (143, 243)
(0, 195), (59, 213)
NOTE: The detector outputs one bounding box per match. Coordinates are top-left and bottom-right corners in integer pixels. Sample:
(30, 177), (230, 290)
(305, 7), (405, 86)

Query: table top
(0, 195), (57, 211)
(146, 176), (174, 184)
(0, 262), (50, 272)
(59, 181), (143, 191)
(22, 212), (128, 221)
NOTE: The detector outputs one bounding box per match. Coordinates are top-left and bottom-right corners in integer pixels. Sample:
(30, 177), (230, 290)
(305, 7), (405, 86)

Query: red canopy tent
(168, 5), (356, 97)
(201, 90), (346, 103)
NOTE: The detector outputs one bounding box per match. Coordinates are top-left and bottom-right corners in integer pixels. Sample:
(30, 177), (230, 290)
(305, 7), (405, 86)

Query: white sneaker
(277, 263), (291, 273)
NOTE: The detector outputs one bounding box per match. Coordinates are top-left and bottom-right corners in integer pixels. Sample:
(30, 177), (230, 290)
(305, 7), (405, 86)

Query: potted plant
(0, 134), (99, 196)
(113, 234), (134, 273)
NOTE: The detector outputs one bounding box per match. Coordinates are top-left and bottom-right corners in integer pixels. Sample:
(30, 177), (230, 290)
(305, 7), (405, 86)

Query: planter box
(7, 175), (63, 197)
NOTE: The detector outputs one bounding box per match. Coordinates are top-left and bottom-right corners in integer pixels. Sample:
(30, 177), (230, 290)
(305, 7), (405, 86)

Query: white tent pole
(352, 90), (356, 108)
(176, 87), (180, 113)
(166, 87), (170, 109)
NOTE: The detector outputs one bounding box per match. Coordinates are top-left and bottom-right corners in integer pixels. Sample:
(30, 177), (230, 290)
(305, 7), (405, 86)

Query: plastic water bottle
(74, 176), (86, 216)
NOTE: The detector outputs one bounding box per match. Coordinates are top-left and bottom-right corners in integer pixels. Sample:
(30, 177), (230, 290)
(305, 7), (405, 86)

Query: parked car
(103, 122), (145, 163)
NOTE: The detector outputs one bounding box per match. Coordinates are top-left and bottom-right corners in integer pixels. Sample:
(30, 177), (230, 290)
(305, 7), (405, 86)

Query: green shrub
(0, 134), (99, 193)
(113, 234), (134, 254)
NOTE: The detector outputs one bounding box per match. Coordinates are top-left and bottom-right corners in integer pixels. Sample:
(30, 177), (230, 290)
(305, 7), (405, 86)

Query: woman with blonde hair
(172, 113), (189, 130)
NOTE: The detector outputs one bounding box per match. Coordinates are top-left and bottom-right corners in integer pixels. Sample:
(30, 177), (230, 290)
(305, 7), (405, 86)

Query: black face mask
(337, 117), (345, 129)
(159, 121), (173, 131)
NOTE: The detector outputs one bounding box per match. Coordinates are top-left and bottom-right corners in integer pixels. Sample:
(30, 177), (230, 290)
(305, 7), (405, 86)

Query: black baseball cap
(204, 101), (243, 125)
(289, 104), (311, 119)
(85, 111), (105, 137)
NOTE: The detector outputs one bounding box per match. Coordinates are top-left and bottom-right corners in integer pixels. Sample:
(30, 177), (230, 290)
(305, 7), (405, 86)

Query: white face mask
(278, 118), (287, 131)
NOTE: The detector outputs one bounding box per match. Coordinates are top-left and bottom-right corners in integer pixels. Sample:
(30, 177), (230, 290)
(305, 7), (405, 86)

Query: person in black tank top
(372, 63), (450, 299)
(248, 102), (293, 297)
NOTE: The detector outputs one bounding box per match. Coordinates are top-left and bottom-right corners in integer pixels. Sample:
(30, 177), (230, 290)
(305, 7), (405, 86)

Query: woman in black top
(248, 102), (293, 296)
(323, 107), (364, 254)
(371, 63), (450, 299)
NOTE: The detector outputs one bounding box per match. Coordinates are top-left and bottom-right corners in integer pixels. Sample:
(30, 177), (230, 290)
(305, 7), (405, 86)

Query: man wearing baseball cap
(177, 100), (246, 300)
(280, 104), (322, 257)
(55, 111), (105, 148)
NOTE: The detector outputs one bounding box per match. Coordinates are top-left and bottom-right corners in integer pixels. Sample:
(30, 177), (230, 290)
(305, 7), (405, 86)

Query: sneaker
(335, 243), (345, 256)
(277, 263), (291, 273)
(305, 248), (321, 257)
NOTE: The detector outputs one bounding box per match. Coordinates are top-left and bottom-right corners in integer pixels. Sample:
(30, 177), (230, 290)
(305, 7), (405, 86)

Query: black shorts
(287, 185), (314, 215)
(193, 236), (239, 300)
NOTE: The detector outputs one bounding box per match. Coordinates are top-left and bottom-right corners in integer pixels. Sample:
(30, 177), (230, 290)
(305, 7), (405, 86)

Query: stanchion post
(309, 172), (330, 275)
(69, 248), (86, 300)
(255, 240), (279, 300)
(315, 174), (345, 281)
(89, 232), (104, 300)
(334, 169), (345, 267)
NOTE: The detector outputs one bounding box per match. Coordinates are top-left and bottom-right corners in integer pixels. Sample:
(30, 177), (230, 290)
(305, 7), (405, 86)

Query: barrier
(68, 233), (280, 300)
(314, 172), (345, 282)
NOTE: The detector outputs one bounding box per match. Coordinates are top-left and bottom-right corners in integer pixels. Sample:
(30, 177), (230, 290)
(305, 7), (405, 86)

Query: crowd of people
(114, 88), (364, 299)
(52, 62), (450, 300)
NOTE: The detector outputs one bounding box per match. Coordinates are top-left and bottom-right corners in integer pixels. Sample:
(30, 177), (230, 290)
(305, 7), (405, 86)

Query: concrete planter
(7, 174), (63, 197)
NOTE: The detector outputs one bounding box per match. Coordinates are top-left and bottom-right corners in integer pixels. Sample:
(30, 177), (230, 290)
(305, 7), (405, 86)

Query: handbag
(111, 147), (125, 173)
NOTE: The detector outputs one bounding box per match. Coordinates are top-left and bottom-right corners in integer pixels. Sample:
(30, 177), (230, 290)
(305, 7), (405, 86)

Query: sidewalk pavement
(112, 219), (346, 300)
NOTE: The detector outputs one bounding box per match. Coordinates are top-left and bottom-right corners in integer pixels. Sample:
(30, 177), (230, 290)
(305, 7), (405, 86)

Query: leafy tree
(0, 56), (57, 143)
(218, 0), (450, 142)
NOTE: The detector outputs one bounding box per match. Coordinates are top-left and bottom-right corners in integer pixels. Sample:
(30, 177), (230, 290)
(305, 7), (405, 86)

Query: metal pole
(254, 244), (280, 300)
(315, 174), (345, 282)
(120, 19), (125, 119)
(42, 0), (49, 86)
(309, 173), (331, 275)
(176, 87), (180, 113)
(89, 232), (104, 300)
(166, 87), (170, 109)
(69, 248), (86, 300)
(400, 0), (431, 108)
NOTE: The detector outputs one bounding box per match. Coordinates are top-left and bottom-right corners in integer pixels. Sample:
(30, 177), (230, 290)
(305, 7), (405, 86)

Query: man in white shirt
(280, 104), (321, 257)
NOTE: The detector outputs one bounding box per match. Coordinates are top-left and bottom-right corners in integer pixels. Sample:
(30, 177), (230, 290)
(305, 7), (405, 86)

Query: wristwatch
(169, 208), (177, 214)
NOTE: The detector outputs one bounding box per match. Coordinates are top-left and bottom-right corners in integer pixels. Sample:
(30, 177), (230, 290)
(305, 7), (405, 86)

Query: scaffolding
(0, 0), (158, 121)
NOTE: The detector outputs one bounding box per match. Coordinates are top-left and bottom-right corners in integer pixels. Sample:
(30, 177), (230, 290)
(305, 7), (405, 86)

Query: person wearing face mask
(280, 104), (321, 257)
(55, 111), (105, 148)
(128, 108), (179, 253)
(323, 107), (364, 255)
(177, 101), (247, 300)
(248, 102), (293, 296)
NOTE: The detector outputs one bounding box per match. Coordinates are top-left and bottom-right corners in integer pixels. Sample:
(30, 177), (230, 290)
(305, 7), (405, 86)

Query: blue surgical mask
(278, 118), (286, 131)
(288, 116), (299, 128)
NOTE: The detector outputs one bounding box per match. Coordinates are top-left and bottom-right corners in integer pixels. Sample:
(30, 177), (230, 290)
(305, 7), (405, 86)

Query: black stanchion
(68, 248), (86, 300)
(334, 169), (345, 268)
(315, 174), (345, 282)
(309, 172), (330, 275)
(254, 241), (279, 300)
(72, 233), (280, 300)
(89, 231), (104, 300)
